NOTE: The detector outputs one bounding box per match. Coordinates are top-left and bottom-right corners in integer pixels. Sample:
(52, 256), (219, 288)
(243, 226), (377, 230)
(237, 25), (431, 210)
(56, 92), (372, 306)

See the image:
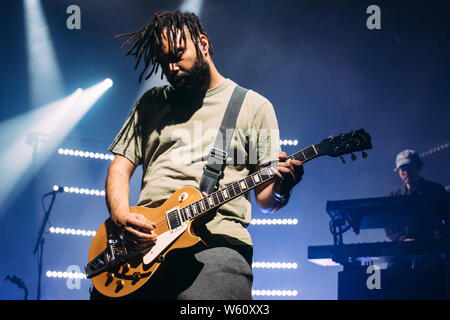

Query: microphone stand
(33, 189), (61, 300)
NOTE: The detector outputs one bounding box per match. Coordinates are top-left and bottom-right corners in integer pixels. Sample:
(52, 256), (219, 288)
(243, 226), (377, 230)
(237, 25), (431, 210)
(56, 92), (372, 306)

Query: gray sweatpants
(177, 246), (253, 300)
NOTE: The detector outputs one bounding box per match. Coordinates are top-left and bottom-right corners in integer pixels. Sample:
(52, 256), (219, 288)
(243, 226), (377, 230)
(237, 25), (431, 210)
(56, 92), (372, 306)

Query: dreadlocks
(115, 10), (214, 83)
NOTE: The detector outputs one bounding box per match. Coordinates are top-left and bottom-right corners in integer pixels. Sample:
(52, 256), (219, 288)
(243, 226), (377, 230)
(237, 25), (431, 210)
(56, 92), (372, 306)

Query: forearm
(106, 176), (130, 225)
(105, 157), (135, 226)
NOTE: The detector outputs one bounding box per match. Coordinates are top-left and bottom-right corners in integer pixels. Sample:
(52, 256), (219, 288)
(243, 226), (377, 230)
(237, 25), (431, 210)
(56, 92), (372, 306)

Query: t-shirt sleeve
(251, 100), (281, 169)
(108, 101), (145, 166)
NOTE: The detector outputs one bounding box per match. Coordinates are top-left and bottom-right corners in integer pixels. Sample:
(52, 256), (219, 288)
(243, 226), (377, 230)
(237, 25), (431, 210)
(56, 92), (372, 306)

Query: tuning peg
(362, 151), (367, 158)
(340, 156), (346, 164)
(351, 153), (357, 161)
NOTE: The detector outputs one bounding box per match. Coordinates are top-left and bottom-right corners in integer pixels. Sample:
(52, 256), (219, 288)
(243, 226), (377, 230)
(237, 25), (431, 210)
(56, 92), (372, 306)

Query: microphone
(43, 186), (64, 197)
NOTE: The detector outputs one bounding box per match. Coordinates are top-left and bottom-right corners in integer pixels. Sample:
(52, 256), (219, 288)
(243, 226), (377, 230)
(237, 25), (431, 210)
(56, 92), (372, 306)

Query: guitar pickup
(166, 207), (182, 230)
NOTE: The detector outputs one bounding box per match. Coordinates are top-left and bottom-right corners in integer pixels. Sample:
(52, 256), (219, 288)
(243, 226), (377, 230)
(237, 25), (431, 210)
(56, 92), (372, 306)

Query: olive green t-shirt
(109, 78), (281, 246)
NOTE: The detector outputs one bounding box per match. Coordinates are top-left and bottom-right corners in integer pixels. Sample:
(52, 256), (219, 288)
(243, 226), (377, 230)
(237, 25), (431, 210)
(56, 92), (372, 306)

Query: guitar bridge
(85, 238), (128, 279)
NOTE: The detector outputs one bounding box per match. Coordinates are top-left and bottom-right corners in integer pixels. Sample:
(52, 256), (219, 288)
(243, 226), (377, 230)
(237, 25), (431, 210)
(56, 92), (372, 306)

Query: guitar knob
(351, 153), (357, 161)
(105, 272), (114, 286)
(116, 280), (124, 291)
(362, 151), (367, 158)
(121, 263), (130, 274)
(340, 156), (346, 164)
(131, 272), (141, 285)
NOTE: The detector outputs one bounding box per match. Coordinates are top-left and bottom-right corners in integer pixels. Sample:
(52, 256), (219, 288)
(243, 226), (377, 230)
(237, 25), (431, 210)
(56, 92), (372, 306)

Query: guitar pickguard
(142, 223), (188, 265)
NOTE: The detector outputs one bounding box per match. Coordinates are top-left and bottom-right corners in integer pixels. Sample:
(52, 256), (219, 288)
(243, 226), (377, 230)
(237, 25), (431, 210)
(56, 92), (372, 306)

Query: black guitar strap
(199, 85), (248, 194)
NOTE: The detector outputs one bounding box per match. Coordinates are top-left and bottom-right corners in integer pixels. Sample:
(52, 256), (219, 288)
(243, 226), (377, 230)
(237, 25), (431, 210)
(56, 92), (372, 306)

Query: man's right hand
(113, 212), (158, 249)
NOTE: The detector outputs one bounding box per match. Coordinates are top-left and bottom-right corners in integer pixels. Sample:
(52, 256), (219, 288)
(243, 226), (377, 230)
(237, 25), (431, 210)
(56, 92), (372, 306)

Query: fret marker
(200, 201), (205, 211)
(240, 181), (247, 190)
(223, 189), (229, 199)
(254, 174), (260, 183)
(192, 205), (197, 215)
(208, 196), (214, 206)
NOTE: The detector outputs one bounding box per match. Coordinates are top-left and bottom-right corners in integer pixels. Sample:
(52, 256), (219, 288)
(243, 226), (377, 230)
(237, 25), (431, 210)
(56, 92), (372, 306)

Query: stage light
(49, 226), (96, 237)
(252, 289), (298, 297)
(104, 78), (113, 88)
(57, 148), (114, 161)
(24, 0), (65, 107)
(280, 139), (299, 146)
(252, 261), (298, 269)
(250, 218), (298, 225)
(0, 79), (112, 213)
(46, 270), (87, 279)
(180, 0), (204, 16)
(420, 142), (450, 158)
(58, 185), (105, 197)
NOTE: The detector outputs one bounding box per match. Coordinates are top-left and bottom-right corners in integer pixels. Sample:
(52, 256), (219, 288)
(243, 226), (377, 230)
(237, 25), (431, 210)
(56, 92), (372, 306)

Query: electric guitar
(85, 129), (372, 297)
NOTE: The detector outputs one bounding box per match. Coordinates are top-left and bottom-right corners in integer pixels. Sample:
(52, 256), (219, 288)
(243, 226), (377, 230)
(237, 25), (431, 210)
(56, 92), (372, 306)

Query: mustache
(172, 72), (191, 81)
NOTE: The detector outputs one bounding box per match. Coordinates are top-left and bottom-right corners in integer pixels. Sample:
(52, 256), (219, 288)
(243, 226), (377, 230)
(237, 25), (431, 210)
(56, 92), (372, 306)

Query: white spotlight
(24, 0), (65, 107)
(103, 78), (113, 89)
(180, 0), (204, 16)
(0, 79), (112, 212)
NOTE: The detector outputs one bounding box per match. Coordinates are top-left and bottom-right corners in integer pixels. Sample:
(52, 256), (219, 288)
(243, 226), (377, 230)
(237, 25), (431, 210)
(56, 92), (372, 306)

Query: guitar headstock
(315, 129), (372, 162)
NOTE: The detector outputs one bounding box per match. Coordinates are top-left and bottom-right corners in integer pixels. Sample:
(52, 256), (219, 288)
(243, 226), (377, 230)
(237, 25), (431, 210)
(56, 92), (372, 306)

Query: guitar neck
(176, 144), (319, 222)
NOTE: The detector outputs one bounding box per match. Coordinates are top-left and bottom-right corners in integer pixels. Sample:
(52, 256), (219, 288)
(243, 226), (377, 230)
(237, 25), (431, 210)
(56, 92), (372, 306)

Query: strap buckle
(210, 147), (228, 163)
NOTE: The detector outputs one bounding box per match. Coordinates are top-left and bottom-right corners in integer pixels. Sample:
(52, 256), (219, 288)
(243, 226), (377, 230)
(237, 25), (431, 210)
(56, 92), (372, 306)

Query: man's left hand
(270, 152), (304, 197)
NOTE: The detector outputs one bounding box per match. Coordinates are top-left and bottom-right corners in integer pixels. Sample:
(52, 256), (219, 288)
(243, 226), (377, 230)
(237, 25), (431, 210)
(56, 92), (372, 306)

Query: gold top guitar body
(88, 186), (204, 297)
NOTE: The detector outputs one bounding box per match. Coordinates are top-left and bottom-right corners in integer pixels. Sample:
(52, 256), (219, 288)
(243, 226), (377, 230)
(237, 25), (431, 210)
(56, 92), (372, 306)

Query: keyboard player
(385, 149), (448, 269)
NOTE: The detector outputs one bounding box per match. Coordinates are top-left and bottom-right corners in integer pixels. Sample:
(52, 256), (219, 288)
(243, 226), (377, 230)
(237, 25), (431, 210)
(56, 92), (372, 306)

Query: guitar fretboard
(170, 144), (319, 225)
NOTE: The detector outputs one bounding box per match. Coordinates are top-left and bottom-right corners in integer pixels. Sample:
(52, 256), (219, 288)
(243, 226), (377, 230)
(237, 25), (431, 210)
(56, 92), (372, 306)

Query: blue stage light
(0, 79), (112, 213)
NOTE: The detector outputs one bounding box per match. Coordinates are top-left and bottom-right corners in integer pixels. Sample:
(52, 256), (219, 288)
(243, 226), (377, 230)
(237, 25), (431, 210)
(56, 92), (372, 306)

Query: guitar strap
(199, 85), (248, 194)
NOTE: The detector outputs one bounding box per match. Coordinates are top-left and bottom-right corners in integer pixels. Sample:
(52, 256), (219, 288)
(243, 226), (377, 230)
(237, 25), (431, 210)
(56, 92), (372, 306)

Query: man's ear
(199, 34), (209, 54)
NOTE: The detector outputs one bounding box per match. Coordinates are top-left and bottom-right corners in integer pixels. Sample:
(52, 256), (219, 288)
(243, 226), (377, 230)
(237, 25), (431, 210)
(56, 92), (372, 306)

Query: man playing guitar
(90, 10), (303, 300)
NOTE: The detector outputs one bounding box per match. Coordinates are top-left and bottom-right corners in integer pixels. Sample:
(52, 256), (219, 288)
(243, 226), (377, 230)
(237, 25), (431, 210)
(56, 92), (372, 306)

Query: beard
(167, 54), (211, 93)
